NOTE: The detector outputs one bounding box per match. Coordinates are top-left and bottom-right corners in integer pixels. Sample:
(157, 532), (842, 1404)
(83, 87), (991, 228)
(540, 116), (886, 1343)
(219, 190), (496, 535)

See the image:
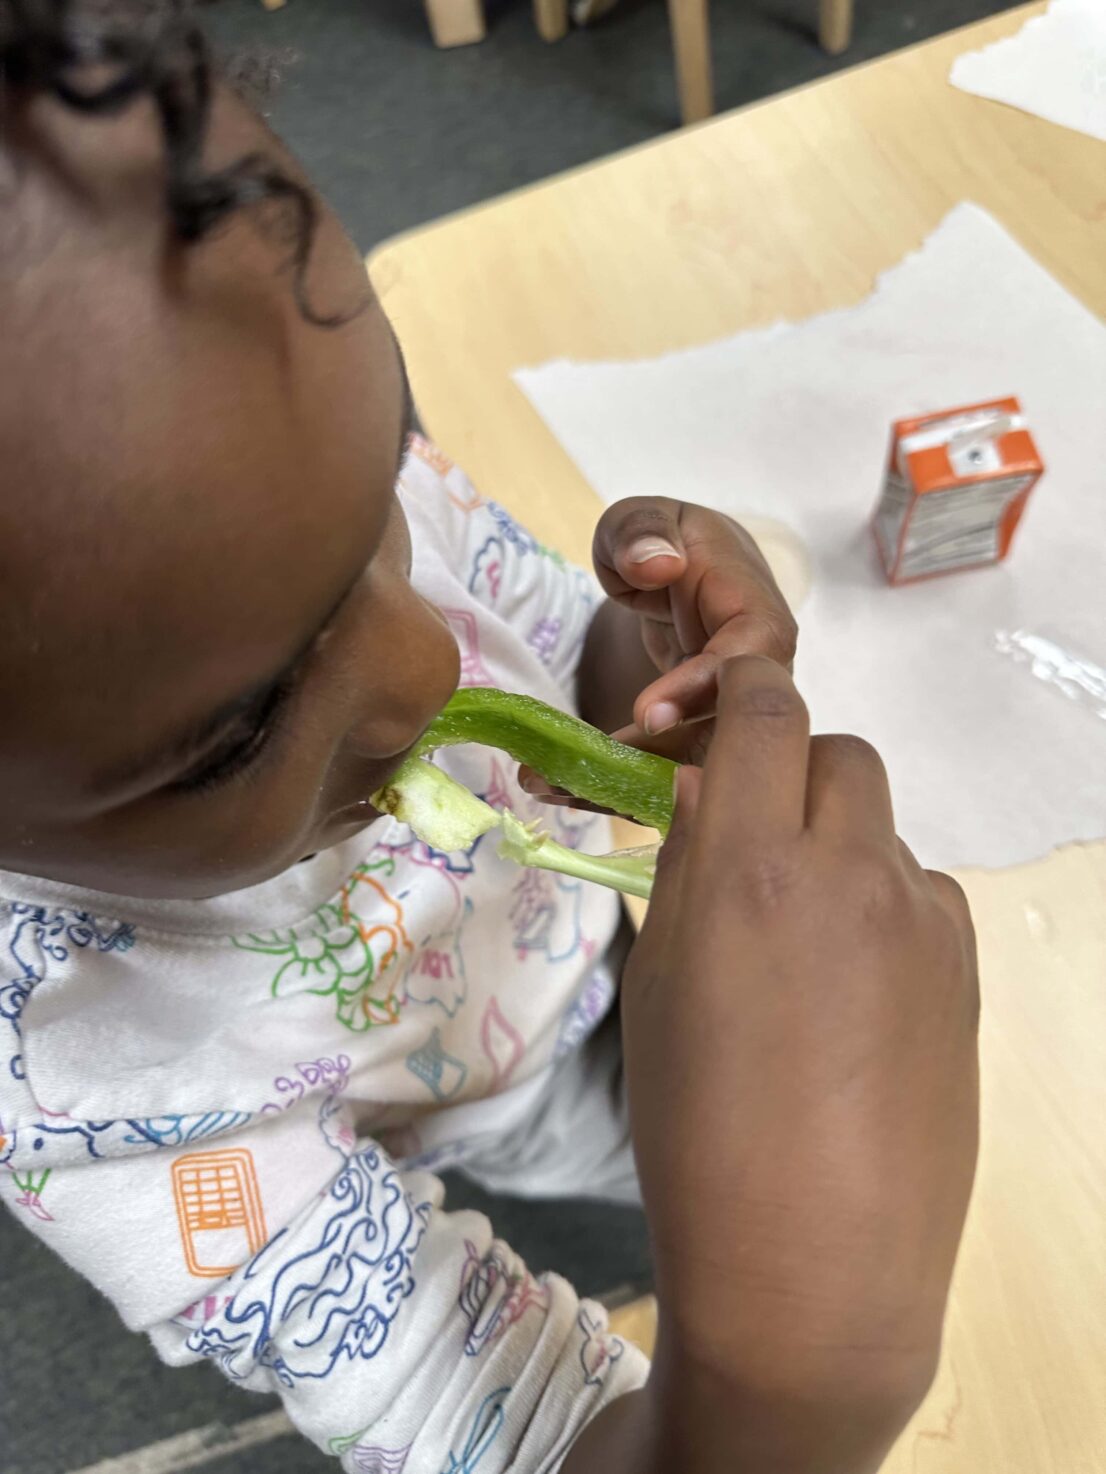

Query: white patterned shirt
(0, 438), (648, 1472)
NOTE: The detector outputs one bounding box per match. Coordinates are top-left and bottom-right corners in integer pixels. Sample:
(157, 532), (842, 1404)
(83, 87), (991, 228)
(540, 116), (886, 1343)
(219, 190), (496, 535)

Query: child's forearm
(576, 598), (660, 734)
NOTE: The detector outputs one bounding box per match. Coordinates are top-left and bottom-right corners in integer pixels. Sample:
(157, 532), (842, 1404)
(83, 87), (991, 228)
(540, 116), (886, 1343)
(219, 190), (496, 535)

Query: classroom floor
(201, 0), (1025, 252)
(2, 2), (1022, 1471)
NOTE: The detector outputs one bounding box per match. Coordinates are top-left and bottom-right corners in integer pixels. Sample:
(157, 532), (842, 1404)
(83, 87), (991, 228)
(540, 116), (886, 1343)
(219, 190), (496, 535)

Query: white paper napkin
(514, 204), (1106, 870)
(950, 0), (1106, 143)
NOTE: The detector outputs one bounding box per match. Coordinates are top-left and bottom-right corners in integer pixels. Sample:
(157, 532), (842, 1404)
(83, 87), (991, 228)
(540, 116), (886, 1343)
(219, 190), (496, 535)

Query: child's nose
(344, 591), (460, 762)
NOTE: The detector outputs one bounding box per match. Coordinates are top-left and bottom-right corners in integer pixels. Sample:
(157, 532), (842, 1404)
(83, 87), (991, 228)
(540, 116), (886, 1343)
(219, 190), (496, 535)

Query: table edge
(366, 0), (1045, 271)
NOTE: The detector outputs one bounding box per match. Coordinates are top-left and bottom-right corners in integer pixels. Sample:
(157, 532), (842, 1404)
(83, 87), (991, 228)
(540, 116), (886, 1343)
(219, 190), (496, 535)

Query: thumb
(593, 497), (688, 595)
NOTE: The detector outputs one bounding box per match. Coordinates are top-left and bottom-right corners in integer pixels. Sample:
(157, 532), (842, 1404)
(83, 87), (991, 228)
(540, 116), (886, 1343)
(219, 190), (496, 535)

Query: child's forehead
(2, 343), (364, 719)
(0, 77), (404, 787)
(0, 261), (401, 802)
(0, 395), (392, 812)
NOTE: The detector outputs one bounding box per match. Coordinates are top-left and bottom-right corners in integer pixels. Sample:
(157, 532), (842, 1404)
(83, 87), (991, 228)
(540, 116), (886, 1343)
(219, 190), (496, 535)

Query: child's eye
(169, 682), (293, 797)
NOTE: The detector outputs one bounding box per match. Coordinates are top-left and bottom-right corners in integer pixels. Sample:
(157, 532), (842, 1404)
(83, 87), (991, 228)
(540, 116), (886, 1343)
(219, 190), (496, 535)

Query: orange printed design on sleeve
(172, 1148), (268, 1278)
(406, 433), (483, 512)
(408, 433), (453, 477)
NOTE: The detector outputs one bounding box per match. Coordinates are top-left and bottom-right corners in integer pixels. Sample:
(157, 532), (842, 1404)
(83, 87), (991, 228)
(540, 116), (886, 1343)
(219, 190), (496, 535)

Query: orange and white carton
(872, 396), (1044, 586)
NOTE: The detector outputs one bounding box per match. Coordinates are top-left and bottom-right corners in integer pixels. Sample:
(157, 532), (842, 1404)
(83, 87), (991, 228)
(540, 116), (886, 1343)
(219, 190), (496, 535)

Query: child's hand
(574, 497), (798, 771)
(526, 498), (795, 811)
(581, 657), (979, 1474)
(598, 495), (796, 745)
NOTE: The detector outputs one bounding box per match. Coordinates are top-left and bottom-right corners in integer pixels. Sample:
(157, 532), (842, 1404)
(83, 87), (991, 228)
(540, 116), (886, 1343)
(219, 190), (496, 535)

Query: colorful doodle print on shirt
(0, 908), (253, 1172)
(258, 1056), (356, 1157)
(178, 1290), (235, 1324)
(349, 1445), (411, 1474)
(377, 844), (474, 1018)
(508, 805), (606, 964)
(314, 1089), (358, 1159)
(441, 607), (495, 689)
(406, 1028), (467, 1102)
(577, 1305), (625, 1388)
(172, 1148), (269, 1279)
(485, 501), (538, 554)
(458, 1238), (551, 1357)
(509, 869), (586, 964)
(526, 615), (563, 666)
(403, 901), (472, 1017)
(3, 1106), (251, 1172)
(1, 903), (135, 1085)
(123, 1112), (254, 1150)
(469, 526), (566, 607)
(233, 862), (412, 1032)
(259, 1054), (352, 1116)
(441, 1386), (510, 1474)
(480, 997), (525, 1093)
(405, 435), (483, 514)
(406, 433), (455, 480)
(331, 1438), (411, 1474)
(184, 1146), (429, 1384)
(554, 967), (616, 1061)
(2, 1162), (52, 1220)
(468, 535), (505, 606)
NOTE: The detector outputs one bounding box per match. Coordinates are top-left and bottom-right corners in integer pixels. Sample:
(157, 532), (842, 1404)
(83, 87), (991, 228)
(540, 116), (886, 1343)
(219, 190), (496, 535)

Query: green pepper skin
(416, 688), (676, 835)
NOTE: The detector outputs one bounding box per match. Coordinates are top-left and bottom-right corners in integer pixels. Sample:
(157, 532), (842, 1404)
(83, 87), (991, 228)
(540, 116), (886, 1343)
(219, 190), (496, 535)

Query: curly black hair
(0, 0), (341, 323)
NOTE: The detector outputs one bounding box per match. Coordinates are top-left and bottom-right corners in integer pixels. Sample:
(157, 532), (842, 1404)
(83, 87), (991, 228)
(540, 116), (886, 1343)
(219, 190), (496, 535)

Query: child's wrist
(559, 1311), (925, 1474)
(644, 1319), (926, 1474)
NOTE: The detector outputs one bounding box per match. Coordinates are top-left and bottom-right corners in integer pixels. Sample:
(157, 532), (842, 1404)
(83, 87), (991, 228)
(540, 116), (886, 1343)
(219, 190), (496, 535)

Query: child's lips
(326, 732), (430, 835)
(301, 798), (380, 858)
(332, 797), (378, 827)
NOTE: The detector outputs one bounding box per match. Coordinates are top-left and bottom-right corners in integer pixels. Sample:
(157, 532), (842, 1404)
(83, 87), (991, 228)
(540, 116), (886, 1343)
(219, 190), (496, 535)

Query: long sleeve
(0, 439), (641, 1470)
(3, 1091), (646, 1471)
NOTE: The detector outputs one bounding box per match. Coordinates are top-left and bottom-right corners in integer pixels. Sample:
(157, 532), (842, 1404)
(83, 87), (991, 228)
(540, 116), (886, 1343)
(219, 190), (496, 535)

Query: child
(0, 6), (979, 1471)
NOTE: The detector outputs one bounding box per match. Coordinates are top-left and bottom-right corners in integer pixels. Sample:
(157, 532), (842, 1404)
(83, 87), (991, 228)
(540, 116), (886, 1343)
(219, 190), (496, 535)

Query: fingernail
(644, 701), (680, 735)
(628, 537), (680, 565)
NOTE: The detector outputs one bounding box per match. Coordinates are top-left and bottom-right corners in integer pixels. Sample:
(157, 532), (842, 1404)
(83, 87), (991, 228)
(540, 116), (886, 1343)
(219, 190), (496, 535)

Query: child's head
(0, 1), (460, 899)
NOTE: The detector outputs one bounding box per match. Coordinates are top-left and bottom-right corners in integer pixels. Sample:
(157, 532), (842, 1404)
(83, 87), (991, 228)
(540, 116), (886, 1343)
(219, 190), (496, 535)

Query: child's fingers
(692, 656), (812, 848)
(516, 767), (620, 818)
(926, 869), (977, 953)
(605, 719), (715, 769)
(804, 734), (897, 844)
(592, 497), (689, 595)
(632, 604), (795, 734)
(633, 654), (721, 734)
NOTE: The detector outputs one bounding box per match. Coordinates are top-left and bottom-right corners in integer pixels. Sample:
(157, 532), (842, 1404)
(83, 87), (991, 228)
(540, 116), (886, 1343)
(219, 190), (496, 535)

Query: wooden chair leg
(819, 0), (853, 55)
(535, 0), (569, 42)
(667, 0), (713, 126)
(424, 0), (486, 48)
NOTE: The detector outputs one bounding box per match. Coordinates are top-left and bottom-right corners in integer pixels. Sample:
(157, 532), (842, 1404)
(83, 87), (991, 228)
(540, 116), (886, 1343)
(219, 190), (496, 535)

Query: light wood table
(370, 8), (1106, 1471)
